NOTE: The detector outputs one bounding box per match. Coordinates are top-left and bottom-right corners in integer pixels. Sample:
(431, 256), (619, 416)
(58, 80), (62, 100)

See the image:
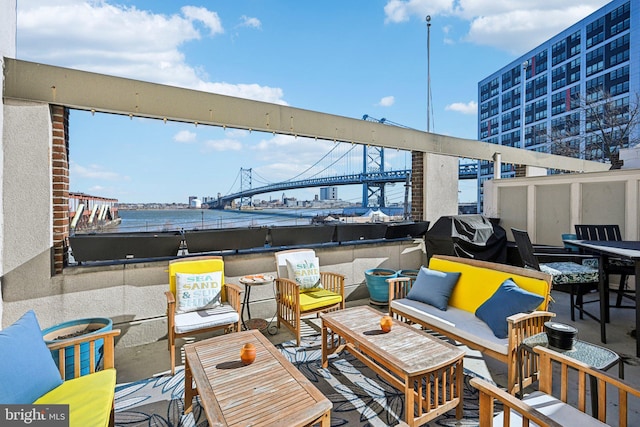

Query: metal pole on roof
(426, 15), (432, 133)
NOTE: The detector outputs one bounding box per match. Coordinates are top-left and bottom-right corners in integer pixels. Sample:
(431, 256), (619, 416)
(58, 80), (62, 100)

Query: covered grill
(426, 215), (507, 263)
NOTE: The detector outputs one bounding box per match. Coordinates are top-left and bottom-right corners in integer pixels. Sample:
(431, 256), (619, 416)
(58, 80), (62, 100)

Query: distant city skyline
(15, 0), (611, 204)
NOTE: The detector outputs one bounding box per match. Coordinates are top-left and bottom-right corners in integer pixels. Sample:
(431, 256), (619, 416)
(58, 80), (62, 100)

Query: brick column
(51, 105), (70, 273)
(411, 151), (424, 221)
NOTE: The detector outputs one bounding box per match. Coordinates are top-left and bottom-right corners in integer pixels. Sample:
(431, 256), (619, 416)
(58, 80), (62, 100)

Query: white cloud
(225, 129), (250, 138)
(204, 139), (243, 152)
(254, 135), (348, 181)
(240, 15), (262, 29)
(16, 1), (286, 104)
(384, 0), (611, 53)
(181, 6), (224, 35)
(445, 101), (477, 115)
(70, 161), (123, 180)
(377, 96), (395, 107)
(384, 0), (452, 24)
(174, 130), (197, 143)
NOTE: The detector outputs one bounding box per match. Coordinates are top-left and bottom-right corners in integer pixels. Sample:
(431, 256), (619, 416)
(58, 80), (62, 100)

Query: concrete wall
(0, 0), (18, 328)
(423, 153), (459, 224)
(2, 238), (426, 347)
(484, 168), (640, 244)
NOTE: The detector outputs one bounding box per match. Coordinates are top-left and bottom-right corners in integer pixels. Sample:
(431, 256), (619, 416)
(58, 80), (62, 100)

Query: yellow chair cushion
(299, 288), (343, 312)
(169, 258), (225, 296)
(35, 369), (116, 427)
(429, 257), (550, 313)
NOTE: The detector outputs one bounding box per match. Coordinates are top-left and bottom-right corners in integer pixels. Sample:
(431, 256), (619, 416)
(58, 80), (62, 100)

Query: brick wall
(50, 105), (69, 273)
(411, 151), (423, 220)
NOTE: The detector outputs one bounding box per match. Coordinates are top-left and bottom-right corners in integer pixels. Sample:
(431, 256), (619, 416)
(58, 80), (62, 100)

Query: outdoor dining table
(566, 239), (640, 356)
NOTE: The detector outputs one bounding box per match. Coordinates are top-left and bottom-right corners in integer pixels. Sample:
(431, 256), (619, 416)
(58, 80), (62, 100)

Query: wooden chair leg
(170, 343), (176, 376)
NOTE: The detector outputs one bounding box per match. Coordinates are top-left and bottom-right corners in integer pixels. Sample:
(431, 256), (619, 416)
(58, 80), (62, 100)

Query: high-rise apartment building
(477, 0), (637, 206)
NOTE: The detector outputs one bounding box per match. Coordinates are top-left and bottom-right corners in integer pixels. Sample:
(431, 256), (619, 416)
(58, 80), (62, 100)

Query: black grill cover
(426, 215), (507, 263)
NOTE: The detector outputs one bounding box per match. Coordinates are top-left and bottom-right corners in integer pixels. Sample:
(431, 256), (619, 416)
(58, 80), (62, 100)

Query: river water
(113, 208), (347, 233)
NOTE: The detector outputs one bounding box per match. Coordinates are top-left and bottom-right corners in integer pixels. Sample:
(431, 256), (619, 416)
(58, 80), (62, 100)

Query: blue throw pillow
(0, 310), (63, 403)
(406, 266), (461, 311)
(475, 278), (545, 339)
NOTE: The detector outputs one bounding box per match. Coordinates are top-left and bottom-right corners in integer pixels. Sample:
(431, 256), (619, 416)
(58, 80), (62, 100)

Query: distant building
(320, 186), (338, 200)
(188, 196), (201, 208)
(477, 0), (637, 207)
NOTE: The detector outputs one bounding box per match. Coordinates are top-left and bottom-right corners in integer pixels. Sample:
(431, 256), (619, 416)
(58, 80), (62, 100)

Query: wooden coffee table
(321, 306), (465, 427)
(184, 330), (331, 426)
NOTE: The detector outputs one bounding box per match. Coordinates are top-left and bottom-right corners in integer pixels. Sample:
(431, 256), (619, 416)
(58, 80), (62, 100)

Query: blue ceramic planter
(365, 268), (398, 305)
(42, 317), (112, 380)
(397, 269), (419, 279)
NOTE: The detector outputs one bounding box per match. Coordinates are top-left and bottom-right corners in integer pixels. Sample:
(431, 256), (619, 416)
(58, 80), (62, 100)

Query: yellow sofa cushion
(35, 369), (116, 427)
(299, 288), (343, 312)
(429, 257), (550, 314)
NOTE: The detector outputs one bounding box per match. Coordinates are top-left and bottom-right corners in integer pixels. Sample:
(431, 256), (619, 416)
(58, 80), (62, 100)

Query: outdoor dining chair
(575, 224), (635, 309)
(511, 228), (600, 322)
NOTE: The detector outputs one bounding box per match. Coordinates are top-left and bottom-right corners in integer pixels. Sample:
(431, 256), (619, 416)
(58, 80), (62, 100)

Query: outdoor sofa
(388, 254), (554, 395)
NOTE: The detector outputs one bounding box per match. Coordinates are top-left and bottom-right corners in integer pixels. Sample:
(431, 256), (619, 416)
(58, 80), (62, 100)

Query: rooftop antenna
(426, 15), (432, 132)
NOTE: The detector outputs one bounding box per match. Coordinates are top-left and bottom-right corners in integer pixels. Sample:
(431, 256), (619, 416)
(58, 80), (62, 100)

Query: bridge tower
(362, 145), (385, 208)
(240, 168), (252, 207)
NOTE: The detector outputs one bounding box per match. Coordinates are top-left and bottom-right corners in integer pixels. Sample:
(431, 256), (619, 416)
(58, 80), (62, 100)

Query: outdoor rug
(114, 331), (499, 426)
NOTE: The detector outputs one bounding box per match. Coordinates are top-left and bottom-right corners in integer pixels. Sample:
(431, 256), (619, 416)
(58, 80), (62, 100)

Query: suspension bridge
(208, 136), (478, 210)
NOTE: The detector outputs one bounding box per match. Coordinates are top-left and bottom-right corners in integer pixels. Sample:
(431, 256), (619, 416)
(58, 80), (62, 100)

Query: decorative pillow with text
(176, 271), (223, 313)
(286, 257), (322, 290)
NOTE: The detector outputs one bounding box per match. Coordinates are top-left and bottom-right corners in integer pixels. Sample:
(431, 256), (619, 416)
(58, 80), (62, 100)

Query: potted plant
(364, 268), (398, 306)
(42, 317), (113, 380)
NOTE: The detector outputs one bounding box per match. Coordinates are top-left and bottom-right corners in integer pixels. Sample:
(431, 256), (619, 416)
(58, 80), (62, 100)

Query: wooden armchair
(471, 346), (640, 426)
(166, 256), (241, 374)
(40, 328), (121, 427)
(274, 249), (345, 346)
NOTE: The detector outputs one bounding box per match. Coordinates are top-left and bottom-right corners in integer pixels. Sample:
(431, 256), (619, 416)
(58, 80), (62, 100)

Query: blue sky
(15, 0), (611, 204)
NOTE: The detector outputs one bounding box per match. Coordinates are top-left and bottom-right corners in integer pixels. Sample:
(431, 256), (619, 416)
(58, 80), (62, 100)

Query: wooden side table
(518, 332), (623, 415)
(239, 274), (276, 334)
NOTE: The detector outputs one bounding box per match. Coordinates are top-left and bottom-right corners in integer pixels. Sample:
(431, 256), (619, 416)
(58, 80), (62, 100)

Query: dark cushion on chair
(406, 266), (461, 311)
(476, 278), (545, 338)
(539, 262), (599, 286)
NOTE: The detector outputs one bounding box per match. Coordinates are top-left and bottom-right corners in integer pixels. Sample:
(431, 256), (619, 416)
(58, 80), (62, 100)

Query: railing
(68, 221), (429, 264)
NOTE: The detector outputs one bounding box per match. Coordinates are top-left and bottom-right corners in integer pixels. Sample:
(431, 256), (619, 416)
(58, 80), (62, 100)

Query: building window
(534, 75), (547, 98)
(552, 39), (566, 66)
(568, 57), (580, 84)
(552, 65), (566, 91)
(534, 50), (548, 75)
(480, 77), (499, 102)
(534, 99), (547, 122)
(607, 1), (630, 38)
(606, 33), (630, 68)
(586, 46), (604, 76)
(568, 30), (581, 58)
(586, 76), (604, 101)
(480, 101), (491, 120)
(586, 16), (604, 48)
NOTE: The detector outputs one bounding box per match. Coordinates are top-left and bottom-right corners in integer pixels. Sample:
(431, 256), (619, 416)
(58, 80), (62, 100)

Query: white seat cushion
(492, 391), (608, 427)
(390, 298), (508, 355)
(174, 304), (239, 334)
